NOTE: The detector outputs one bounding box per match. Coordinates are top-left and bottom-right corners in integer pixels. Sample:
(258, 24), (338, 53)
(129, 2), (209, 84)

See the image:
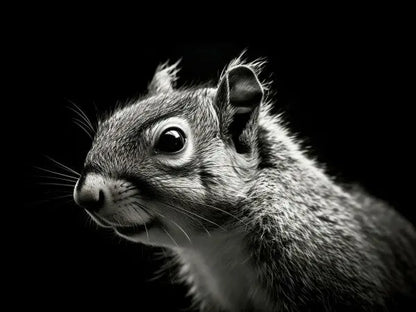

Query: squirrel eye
(155, 127), (186, 154)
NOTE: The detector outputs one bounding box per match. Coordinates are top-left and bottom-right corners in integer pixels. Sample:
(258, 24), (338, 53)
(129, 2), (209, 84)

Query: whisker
(130, 198), (193, 224)
(130, 198), (213, 238)
(34, 166), (79, 180)
(151, 210), (191, 243)
(129, 203), (150, 242)
(177, 197), (245, 225)
(111, 214), (124, 227)
(163, 204), (212, 237)
(170, 219), (192, 243)
(73, 101), (95, 127)
(159, 200), (225, 231)
(156, 200), (201, 222)
(44, 155), (80, 176)
(73, 116), (93, 134)
(38, 182), (75, 187)
(161, 226), (179, 247)
(66, 99), (96, 133)
(202, 225), (212, 237)
(36, 175), (78, 183)
(138, 208), (150, 242)
(73, 118), (94, 140)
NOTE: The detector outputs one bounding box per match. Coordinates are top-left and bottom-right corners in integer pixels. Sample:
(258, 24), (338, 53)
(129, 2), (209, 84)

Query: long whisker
(73, 116), (94, 134)
(133, 200), (211, 236)
(143, 218), (150, 242)
(34, 166), (79, 180)
(38, 182), (75, 187)
(129, 198), (212, 237)
(170, 219), (192, 244)
(128, 203), (152, 241)
(153, 210), (192, 244)
(201, 224), (212, 237)
(176, 197), (245, 225)
(44, 155), (80, 176)
(138, 205), (151, 242)
(110, 214), (125, 227)
(36, 175), (78, 183)
(135, 205), (150, 242)
(73, 118), (94, 140)
(66, 99), (96, 133)
(159, 200), (225, 231)
(161, 226), (179, 247)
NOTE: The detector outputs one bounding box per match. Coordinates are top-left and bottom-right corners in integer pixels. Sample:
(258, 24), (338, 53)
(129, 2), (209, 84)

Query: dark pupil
(157, 128), (185, 153)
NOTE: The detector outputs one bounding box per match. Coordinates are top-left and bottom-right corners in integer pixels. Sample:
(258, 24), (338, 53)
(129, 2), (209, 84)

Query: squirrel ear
(215, 65), (264, 153)
(227, 66), (264, 112)
(148, 61), (180, 94)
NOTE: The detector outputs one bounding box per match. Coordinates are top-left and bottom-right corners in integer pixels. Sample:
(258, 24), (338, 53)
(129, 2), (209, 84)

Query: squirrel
(73, 56), (416, 311)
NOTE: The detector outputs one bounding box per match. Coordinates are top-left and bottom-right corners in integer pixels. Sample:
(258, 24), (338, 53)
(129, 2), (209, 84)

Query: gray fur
(80, 57), (416, 311)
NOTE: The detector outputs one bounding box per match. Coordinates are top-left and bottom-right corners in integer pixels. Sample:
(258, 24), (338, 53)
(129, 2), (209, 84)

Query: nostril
(75, 188), (105, 213)
(97, 189), (105, 208)
(73, 173), (108, 212)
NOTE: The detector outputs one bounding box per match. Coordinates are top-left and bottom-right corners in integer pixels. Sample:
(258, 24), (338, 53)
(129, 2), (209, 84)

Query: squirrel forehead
(98, 89), (217, 137)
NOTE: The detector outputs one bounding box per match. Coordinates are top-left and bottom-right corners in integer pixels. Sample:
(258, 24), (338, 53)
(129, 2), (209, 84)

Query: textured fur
(77, 56), (416, 311)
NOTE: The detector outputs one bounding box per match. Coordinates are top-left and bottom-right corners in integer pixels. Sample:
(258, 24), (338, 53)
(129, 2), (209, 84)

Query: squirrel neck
(255, 108), (353, 210)
(176, 230), (271, 311)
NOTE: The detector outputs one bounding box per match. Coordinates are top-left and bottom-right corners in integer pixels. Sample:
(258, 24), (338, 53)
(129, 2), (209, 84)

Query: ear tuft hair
(222, 51), (270, 91)
(148, 60), (181, 94)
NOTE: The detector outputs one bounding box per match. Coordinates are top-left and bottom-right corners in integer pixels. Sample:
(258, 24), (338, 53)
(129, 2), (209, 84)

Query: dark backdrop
(17, 15), (414, 311)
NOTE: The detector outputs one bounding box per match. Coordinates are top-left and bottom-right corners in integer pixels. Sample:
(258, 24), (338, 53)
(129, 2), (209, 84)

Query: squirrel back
(243, 109), (416, 311)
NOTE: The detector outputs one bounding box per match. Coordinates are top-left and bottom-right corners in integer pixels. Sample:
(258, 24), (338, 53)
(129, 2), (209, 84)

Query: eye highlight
(155, 127), (186, 154)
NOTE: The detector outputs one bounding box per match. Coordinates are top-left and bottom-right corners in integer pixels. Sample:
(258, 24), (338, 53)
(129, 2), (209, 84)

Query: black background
(15, 10), (415, 311)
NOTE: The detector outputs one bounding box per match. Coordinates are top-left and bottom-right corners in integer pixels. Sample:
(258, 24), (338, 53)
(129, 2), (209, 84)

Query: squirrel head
(73, 58), (265, 247)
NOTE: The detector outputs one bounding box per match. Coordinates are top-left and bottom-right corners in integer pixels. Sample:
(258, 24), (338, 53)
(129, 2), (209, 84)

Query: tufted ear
(215, 65), (264, 153)
(147, 61), (180, 94)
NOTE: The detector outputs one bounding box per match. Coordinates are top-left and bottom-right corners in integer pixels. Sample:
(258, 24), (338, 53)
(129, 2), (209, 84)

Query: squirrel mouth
(114, 218), (158, 236)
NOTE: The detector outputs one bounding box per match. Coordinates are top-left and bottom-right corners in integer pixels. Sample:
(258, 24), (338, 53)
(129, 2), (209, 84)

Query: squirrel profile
(73, 56), (416, 311)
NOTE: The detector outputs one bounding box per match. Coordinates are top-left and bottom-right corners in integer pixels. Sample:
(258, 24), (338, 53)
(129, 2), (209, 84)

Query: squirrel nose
(74, 174), (106, 212)
(76, 188), (105, 212)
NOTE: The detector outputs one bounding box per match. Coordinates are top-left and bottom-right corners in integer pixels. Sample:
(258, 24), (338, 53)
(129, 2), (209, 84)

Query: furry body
(74, 58), (416, 311)
(174, 107), (416, 311)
